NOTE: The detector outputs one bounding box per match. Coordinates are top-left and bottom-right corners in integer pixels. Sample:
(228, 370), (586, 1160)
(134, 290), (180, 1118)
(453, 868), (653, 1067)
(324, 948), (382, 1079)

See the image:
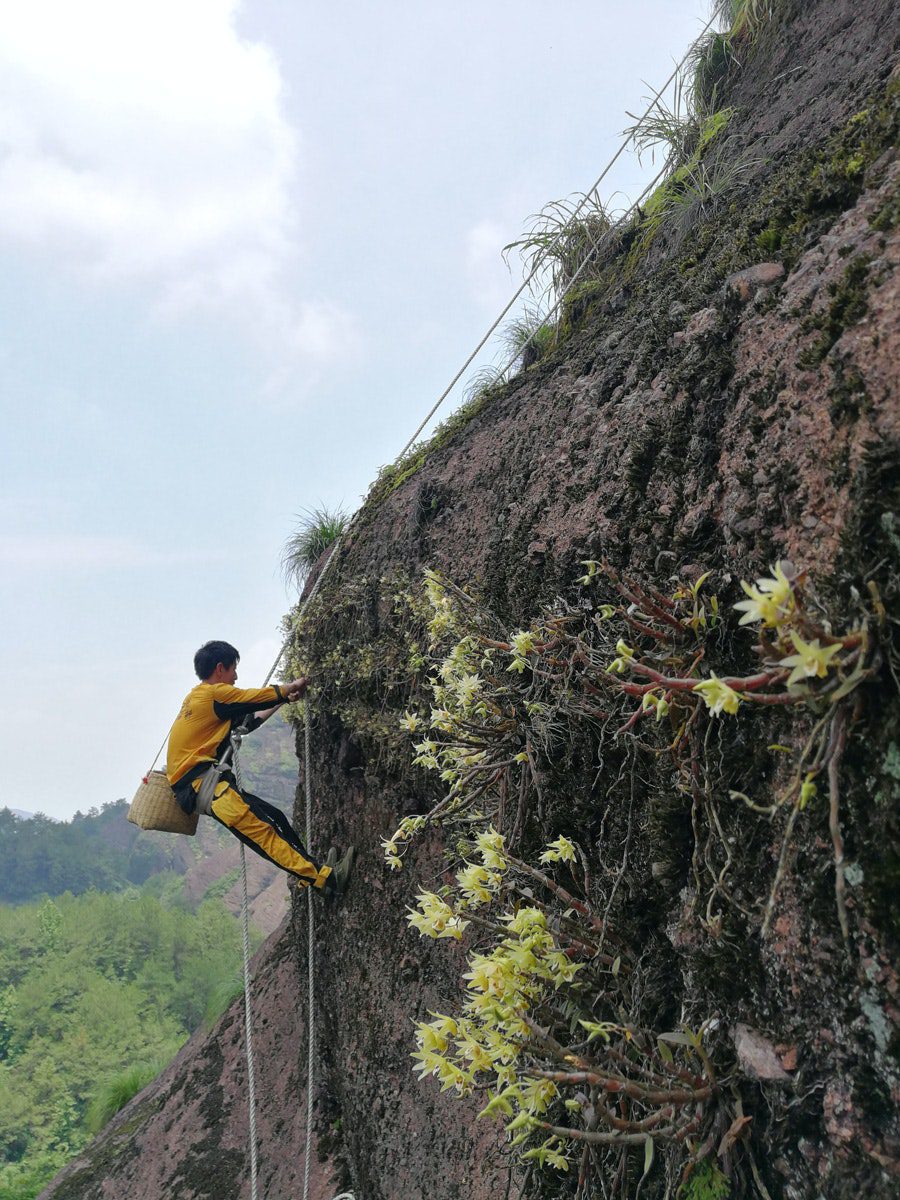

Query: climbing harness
(137, 14), (722, 1196)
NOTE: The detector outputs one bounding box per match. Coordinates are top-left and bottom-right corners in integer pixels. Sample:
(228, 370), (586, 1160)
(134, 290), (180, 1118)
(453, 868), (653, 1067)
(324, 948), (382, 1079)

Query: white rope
(232, 735), (260, 1200)
(302, 701), (315, 1200)
(226, 542), (350, 1200)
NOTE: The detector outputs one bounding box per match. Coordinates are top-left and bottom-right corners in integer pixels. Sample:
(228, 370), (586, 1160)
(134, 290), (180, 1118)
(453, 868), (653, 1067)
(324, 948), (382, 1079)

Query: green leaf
(643, 1136), (655, 1175)
(656, 1038), (674, 1066)
(658, 1030), (693, 1046)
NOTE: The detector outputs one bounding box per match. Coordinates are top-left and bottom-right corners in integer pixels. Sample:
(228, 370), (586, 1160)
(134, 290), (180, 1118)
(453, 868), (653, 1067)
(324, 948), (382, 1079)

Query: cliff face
(41, 3), (899, 1199)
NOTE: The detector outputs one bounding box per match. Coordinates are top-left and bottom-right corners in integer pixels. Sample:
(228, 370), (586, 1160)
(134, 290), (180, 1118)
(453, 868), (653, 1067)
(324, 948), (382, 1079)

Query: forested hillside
(0, 713), (299, 1199)
(0, 891), (256, 1200)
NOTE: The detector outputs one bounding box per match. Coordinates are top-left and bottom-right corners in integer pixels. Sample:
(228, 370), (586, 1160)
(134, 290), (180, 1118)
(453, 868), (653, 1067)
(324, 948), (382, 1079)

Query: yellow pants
(193, 777), (332, 890)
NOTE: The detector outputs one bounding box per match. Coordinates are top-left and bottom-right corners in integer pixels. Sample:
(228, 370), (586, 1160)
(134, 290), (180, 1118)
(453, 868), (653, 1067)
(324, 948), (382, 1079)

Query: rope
(302, 702), (315, 1200)
(226, 541), (349, 1200)
(232, 732), (261, 1200)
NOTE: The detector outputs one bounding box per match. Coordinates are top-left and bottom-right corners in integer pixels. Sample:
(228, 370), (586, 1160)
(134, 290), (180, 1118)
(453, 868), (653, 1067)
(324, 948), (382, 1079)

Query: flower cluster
(406, 891), (469, 939)
(380, 815), (427, 871)
(383, 573), (544, 867)
(538, 835), (577, 865)
(404, 829), (590, 1173)
(733, 561), (795, 628)
(693, 672), (742, 717)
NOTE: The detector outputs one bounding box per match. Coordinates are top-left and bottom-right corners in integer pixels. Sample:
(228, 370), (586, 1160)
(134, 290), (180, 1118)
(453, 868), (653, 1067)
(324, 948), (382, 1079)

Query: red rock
(733, 1023), (792, 1081)
(779, 1045), (799, 1071)
(725, 261), (786, 300)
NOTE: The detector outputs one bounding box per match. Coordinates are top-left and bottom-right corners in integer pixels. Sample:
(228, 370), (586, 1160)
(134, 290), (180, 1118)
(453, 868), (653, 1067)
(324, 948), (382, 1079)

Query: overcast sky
(0, 0), (710, 820)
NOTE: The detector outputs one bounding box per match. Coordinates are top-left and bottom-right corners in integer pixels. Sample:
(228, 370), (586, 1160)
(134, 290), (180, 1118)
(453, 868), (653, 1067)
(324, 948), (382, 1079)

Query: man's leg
(199, 780), (332, 890)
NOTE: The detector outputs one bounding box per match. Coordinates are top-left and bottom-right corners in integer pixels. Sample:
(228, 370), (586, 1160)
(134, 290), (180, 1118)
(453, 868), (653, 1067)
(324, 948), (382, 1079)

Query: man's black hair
(194, 640), (240, 680)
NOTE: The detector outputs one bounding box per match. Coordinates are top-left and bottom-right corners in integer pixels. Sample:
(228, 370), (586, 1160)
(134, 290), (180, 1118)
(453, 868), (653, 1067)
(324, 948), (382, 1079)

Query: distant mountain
(0, 711), (300, 932)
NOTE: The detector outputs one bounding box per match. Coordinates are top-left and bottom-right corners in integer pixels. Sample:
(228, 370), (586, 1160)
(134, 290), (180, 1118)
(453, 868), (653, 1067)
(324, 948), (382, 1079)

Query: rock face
(41, 3), (899, 1199)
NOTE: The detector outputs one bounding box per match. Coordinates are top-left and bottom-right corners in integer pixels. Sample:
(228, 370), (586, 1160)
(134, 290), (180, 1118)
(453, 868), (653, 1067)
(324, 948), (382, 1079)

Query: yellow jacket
(166, 682), (284, 786)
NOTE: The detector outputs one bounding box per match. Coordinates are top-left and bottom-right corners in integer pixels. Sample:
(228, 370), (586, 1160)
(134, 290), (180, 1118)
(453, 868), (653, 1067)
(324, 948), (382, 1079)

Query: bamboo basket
(128, 770), (198, 836)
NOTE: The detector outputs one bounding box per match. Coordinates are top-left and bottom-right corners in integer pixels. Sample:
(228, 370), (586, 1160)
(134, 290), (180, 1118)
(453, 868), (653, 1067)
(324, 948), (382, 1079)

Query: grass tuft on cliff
(282, 506), (349, 589)
(85, 1061), (166, 1135)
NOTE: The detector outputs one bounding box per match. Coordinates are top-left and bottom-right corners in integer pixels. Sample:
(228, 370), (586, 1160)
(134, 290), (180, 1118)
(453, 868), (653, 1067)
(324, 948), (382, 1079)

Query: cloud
(0, 534), (223, 570)
(0, 0), (356, 370)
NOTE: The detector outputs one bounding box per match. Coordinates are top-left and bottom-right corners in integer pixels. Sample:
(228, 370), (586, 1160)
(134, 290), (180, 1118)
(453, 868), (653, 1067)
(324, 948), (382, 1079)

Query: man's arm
(212, 677), (309, 722)
(252, 677), (309, 726)
(252, 705), (280, 726)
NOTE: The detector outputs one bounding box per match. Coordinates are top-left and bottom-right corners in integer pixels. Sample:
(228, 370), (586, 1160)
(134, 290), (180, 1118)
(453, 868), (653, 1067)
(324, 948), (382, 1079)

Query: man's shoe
(325, 846), (338, 870)
(329, 845), (356, 899)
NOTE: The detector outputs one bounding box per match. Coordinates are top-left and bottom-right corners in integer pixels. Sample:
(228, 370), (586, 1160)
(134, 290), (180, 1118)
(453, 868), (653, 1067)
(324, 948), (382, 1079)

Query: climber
(166, 640), (354, 895)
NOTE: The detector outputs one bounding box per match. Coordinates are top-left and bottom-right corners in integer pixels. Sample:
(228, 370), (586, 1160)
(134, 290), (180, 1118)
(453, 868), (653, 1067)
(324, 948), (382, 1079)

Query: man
(167, 639), (354, 895)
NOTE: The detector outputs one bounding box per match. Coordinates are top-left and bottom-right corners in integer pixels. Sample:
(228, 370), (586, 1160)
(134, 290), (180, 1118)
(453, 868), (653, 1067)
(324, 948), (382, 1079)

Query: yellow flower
(454, 673), (482, 706)
(410, 1046), (446, 1081)
(693, 673), (742, 716)
(475, 826), (508, 870)
(503, 906), (546, 935)
(607, 641), (636, 675)
(799, 774), (818, 809)
(478, 1089), (517, 1119)
(519, 1077), (559, 1115)
(641, 691), (670, 721)
(733, 562), (795, 627)
(510, 630), (537, 657)
(399, 710), (422, 732)
(780, 632), (843, 686)
(539, 836), (577, 865)
(406, 892), (469, 939)
(576, 560), (600, 585)
(430, 707), (455, 732)
(456, 862), (500, 906)
(464, 955), (509, 997)
(414, 1015), (456, 1054)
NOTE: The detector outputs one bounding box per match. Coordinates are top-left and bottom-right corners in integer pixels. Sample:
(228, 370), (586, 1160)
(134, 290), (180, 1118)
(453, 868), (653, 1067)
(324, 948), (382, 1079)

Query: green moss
(367, 383), (501, 505)
(680, 1158), (731, 1200)
(871, 190), (900, 232)
(799, 254), (873, 366)
(828, 360), (870, 424)
(559, 277), (610, 330)
(755, 224), (782, 254)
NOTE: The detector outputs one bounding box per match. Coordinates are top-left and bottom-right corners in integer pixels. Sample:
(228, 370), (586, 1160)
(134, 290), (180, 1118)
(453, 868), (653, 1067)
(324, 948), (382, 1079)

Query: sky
(0, 0), (712, 820)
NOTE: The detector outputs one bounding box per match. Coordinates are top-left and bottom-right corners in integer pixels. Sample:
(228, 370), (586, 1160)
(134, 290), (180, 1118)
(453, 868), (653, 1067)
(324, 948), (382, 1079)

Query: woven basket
(128, 770), (198, 836)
